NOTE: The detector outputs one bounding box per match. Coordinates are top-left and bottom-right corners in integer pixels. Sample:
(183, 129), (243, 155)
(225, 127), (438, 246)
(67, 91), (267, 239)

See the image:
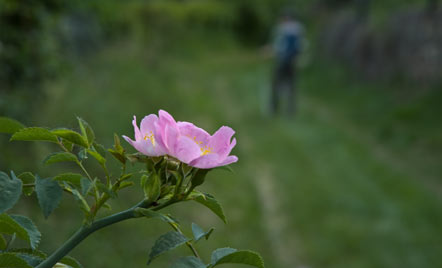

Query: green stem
(76, 160), (98, 203)
(57, 140), (92, 183)
(122, 163), (126, 175)
(77, 161), (93, 182)
(168, 222), (200, 259)
(57, 140), (69, 153)
(101, 164), (111, 187)
(35, 199), (158, 268)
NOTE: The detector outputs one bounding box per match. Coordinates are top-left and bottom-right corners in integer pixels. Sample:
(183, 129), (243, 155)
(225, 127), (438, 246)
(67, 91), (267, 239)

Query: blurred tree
(0, 0), (65, 172)
(233, 2), (268, 45)
(0, 0), (63, 92)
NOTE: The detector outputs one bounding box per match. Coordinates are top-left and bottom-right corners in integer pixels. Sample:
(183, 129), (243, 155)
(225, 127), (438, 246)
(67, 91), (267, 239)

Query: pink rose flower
(122, 115), (167, 157)
(124, 110), (238, 169)
(157, 110), (238, 169)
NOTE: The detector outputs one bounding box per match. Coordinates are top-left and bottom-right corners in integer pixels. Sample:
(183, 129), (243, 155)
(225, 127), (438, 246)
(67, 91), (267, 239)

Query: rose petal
(174, 136), (202, 164)
(123, 135), (150, 156)
(189, 153), (221, 169)
(219, 155), (238, 166)
(132, 116), (142, 141)
(208, 126), (236, 158)
(177, 121), (211, 146)
(140, 114), (158, 136)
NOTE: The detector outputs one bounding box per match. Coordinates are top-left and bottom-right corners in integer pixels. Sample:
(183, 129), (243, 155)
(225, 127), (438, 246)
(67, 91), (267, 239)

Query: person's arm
(272, 25), (283, 55)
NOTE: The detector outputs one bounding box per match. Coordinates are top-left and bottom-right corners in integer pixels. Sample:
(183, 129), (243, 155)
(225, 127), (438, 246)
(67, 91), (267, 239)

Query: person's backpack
(281, 32), (300, 62)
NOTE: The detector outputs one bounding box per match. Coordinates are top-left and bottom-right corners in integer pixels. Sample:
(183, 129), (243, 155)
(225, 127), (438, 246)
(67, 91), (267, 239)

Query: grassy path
(254, 164), (303, 267)
(37, 41), (442, 268)
(303, 96), (442, 196)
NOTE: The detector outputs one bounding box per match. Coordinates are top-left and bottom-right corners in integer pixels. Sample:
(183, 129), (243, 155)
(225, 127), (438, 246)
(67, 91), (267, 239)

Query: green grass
(11, 37), (442, 268)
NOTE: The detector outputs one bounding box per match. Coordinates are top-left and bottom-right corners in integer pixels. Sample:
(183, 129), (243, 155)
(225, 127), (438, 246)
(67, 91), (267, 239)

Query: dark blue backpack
(281, 33), (300, 62)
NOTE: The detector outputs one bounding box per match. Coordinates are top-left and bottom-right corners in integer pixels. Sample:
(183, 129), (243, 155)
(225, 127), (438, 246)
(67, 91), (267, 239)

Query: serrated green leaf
(86, 149), (106, 165)
(35, 176), (62, 218)
(0, 214), (30, 249)
(170, 256), (206, 268)
(43, 152), (78, 166)
(147, 231), (190, 265)
(0, 172), (22, 213)
(210, 248), (264, 268)
(211, 248), (237, 264)
(17, 172), (34, 196)
(53, 173), (83, 188)
(0, 117), (25, 134)
(10, 127), (58, 143)
(8, 248), (47, 259)
(52, 128), (88, 148)
(60, 255), (83, 268)
(143, 173), (161, 202)
(77, 117), (95, 147)
(8, 249), (47, 267)
(10, 215), (41, 250)
(191, 223), (204, 239)
(15, 253), (43, 267)
(0, 253), (32, 268)
(191, 223), (214, 242)
(193, 193), (227, 224)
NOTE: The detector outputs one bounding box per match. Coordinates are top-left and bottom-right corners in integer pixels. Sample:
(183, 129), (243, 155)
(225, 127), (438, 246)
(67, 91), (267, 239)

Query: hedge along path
(254, 163), (307, 268)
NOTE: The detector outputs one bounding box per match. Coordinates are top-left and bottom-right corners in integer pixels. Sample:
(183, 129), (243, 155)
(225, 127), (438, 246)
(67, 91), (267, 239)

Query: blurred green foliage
(15, 39), (438, 267)
(1, 0), (441, 267)
(0, 0), (62, 90)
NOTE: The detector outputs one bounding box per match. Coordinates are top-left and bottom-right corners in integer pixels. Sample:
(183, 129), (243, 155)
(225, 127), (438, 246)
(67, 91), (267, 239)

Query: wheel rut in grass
(254, 164), (307, 268)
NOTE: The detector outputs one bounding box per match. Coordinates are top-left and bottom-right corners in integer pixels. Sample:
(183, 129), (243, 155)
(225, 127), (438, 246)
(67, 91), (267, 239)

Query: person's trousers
(271, 61), (296, 115)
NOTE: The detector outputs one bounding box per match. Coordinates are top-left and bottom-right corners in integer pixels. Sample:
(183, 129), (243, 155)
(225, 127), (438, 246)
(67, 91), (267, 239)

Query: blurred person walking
(270, 12), (304, 116)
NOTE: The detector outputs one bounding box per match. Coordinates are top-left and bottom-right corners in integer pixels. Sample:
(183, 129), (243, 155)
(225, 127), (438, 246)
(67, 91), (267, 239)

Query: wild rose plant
(0, 112), (264, 268)
(123, 110), (238, 169)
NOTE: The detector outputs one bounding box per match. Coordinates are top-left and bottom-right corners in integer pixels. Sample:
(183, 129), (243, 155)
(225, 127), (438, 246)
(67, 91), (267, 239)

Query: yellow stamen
(144, 131), (156, 146)
(200, 145), (212, 156)
(192, 136), (203, 145)
(186, 134), (212, 155)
